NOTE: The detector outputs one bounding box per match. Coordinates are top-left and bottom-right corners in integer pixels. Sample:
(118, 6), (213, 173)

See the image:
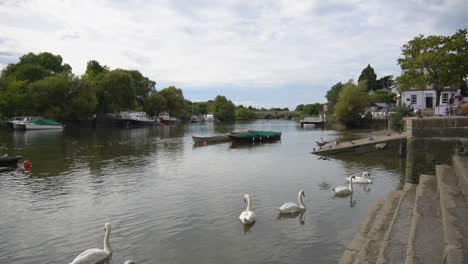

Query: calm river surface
(0, 120), (404, 264)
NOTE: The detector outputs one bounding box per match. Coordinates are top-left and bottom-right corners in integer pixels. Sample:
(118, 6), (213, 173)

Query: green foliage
(295, 104), (304, 111)
(159, 86), (186, 118)
(376, 75), (394, 90)
(190, 102), (209, 115)
(14, 64), (50, 82)
(0, 77), (29, 117)
(19, 52), (71, 74)
(370, 90), (396, 103)
(209, 95), (235, 121)
(303, 103), (321, 116)
(325, 82), (344, 113)
(389, 105), (411, 132)
(454, 143), (468, 156)
(28, 73), (72, 119)
(144, 91), (167, 116)
(334, 80), (370, 126)
(84, 60), (109, 79)
(67, 78), (97, 119)
(396, 29), (468, 104)
(235, 106), (257, 120)
(358, 65), (377, 91)
(96, 69), (136, 112)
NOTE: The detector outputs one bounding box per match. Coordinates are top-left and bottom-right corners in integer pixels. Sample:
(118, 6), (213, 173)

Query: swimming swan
(70, 223), (112, 264)
(333, 176), (355, 195)
(239, 194), (256, 224)
(278, 190), (306, 214)
(346, 171), (371, 184)
(124, 261), (135, 264)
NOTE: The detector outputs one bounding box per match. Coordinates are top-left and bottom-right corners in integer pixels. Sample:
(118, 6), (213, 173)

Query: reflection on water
(0, 120), (404, 264)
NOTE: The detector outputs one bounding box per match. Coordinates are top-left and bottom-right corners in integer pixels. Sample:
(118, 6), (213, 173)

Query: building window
(410, 95), (417, 104)
(442, 93), (449, 104)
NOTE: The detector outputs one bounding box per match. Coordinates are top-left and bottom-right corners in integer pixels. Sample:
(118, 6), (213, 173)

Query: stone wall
(405, 116), (468, 138)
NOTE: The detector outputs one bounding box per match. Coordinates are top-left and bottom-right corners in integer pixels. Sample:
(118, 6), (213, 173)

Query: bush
(389, 105), (411, 132)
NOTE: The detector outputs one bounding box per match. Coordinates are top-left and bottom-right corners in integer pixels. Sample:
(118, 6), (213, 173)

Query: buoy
(203, 141), (208, 145)
(24, 160), (32, 169)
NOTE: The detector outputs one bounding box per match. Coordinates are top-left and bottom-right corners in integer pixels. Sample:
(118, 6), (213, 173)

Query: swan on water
(346, 171), (371, 184)
(239, 194), (256, 224)
(278, 190), (306, 214)
(333, 176), (355, 195)
(70, 223), (112, 264)
(124, 261), (135, 264)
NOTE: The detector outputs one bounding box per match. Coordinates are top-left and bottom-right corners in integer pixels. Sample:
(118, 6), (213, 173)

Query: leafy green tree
(28, 72), (72, 119)
(0, 77), (29, 117)
(159, 86), (186, 118)
(295, 104), (304, 111)
(14, 64), (50, 83)
(358, 64), (377, 91)
(19, 52), (71, 74)
(67, 78), (97, 119)
(397, 29), (468, 105)
(84, 60), (109, 79)
(96, 69), (136, 112)
(144, 91), (167, 116)
(303, 103), (321, 116)
(127, 70), (156, 109)
(235, 106), (257, 120)
(334, 80), (370, 126)
(190, 102), (209, 115)
(209, 95), (235, 121)
(376, 75), (394, 90)
(369, 90), (396, 103)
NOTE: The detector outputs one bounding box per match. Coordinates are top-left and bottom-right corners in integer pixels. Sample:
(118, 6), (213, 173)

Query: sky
(1, 0), (467, 109)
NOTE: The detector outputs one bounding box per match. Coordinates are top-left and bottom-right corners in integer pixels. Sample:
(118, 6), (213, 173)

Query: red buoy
(24, 160), (32, 169)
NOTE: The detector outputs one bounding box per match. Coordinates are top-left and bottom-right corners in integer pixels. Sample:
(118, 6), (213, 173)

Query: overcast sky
(1, 0), (467, 109)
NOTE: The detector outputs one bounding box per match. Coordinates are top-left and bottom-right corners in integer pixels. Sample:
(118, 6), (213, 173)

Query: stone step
(350, 191), (402, 264)
(376, 183), (418, 264)
(405, 174), (443, 264)
(452, 155), (468, 200)
(339, 200), (385, 264)
(436, 165), (468, 264)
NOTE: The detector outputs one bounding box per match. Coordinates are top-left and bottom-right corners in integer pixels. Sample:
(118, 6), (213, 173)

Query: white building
(401, 88), (460, 109)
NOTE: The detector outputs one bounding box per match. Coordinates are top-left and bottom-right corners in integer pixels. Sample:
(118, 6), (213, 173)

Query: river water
(0, 120), (404, 264)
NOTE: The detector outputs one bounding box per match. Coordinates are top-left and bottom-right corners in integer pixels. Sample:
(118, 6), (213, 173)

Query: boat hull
(24, 124), (63, 130)
(193, 135), (231, 144)
(0, 156), (22, 167)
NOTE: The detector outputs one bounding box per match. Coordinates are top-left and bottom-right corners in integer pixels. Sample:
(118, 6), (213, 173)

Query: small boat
(190, 115), (201, 123)
(0, 155), (22, 167)
(192, 135), (231, 144)
(204, 114), (215, 122)
(7, 116), (42, 130)
(24, 119), (64, 130)
(119, 111), (157, 127)
(158, 112), (179, 125)
(229, 131), (282, 142)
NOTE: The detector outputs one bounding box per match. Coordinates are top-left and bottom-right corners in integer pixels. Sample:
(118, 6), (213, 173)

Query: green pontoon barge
(229, 131), (282, 142)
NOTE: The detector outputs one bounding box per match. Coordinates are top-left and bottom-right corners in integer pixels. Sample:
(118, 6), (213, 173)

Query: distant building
(401, 88), (460, 110)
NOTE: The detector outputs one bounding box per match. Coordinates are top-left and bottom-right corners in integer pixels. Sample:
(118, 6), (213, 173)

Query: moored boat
(229, 131), (282, 142)
(119, 111), (157, 127)
(158, 112), (179, 125)
(24, 119), (64, 130)
(0, 155), (22, 167)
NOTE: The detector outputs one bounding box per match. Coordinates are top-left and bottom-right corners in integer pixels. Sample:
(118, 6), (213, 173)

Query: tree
(28, 72), (72, 119)
(96, 69), (136, 112)
(358, 65), (377, 91)
(334, 80), (370, 126)
(303, 103), (321, 116)
(18, 52), (71, 74)
(376, 75), (394, 90)
(295, 104), (304, 111)
(144, 91), (167, 116)
(235, 107), (256, 120)
(84, 60), (109, 79)
(325, 82), (344, 114)
(209, 95), (235, 121)
(14, 64), (50, 83)
(67, 78), (98, 119)
(397, 29), (468, 105)
(369, 90), (396, 103)
(159, 86), (186, 118)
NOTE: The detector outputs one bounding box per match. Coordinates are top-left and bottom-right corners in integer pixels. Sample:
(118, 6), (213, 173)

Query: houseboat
(119, 111), (157, 127)
(158, 112), (178, 125)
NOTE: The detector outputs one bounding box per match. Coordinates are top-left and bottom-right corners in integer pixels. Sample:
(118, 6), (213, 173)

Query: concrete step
(376, 183), (418, 264)
(405, 174), (443, 264)
(452, 155), (468, 200)
(339, 200), (385, 264)
(436, 165), (468, 264)
(350, 191), (402, 264)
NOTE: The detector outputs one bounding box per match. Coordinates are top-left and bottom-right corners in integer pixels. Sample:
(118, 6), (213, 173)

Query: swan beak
(303, 193), (306, 197)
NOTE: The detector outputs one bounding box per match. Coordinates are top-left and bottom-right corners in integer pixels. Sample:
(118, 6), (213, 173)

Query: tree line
(0, 52), (273, 122)
(324, 28), (467, 128)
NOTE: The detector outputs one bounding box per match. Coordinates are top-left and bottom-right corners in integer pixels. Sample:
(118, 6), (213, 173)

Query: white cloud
(0, 0), (466, 107)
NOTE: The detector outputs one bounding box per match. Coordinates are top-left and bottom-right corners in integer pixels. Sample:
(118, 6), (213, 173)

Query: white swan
(124, 261), (135, 264)
(278, 190), (306, 213)
(346, 171), (371, 184)
(70, 223), (112, 264)
(239, 194), (256, 224)
(334, 176), (355, 195)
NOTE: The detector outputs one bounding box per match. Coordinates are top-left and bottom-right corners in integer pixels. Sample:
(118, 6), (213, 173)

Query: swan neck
(298, 192), (305, 208)
(246, 196), (252, 212)
(103, 227), (111, 252)
(349, 179), (353, 191)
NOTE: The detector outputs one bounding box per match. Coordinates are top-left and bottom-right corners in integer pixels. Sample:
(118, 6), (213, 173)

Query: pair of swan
(239, 190), (306, 224)
(70, 223), (134, 264)
(345, 171), (371, 184)
(334, 172), (371, 195)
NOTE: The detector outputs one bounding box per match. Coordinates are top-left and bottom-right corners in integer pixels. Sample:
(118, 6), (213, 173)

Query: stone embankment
(339, 155), (468, 264)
